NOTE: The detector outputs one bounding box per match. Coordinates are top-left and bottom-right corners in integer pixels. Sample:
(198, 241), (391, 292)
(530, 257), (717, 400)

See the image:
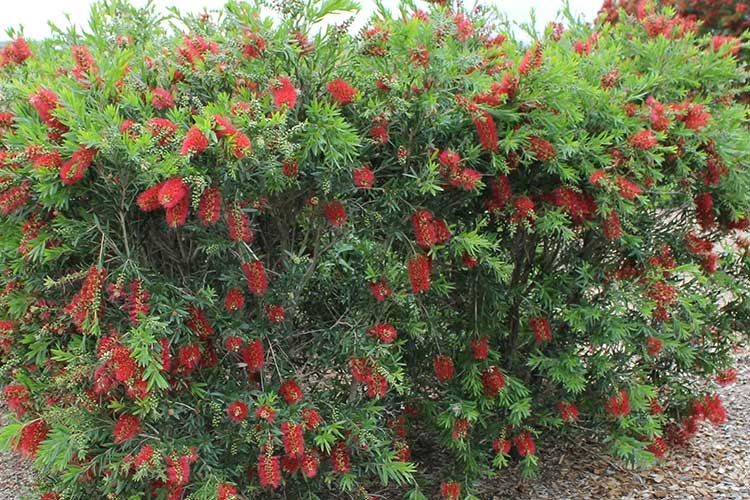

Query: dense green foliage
(0, 1), (748, 498)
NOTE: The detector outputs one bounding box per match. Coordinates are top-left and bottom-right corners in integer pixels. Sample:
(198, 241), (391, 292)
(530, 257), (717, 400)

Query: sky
(2, 0), (602, 40)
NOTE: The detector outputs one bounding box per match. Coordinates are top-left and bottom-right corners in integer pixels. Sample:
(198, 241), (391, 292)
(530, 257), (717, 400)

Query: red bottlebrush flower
(513, 431), (536, 457)
(255, 404), (276, 423)
(242, 30), (266, 58)
(327, 79), (357, 105)
(519, 42), (543, 75)
(462, 252), (478, 268)
(407, 254), (431, 294)
(352, 165), (375, 188)
(227, 400), (249, 422)
(125, 280), (150, 325)
(676, 102), (710, 131)
(450, 167), (482, 190)
(177, 343), (202, 375)
(226, 202), (254, 243)
(589, 169), (607, 187)
(441, 481), (461, 500)
(411, 210), (437, 249)
(158, 177), (189, 209)
(716, 368), (737, 386)
(40, 494), (60, 500)
(695, 193), (715, 230)
(473, 110), (498, 152)
(600, 68), (620, 89)
(409, 45), (430, 66)
(629, 129), (658, 150)
(60, 146), (97, 185)
(366, 371), (388, 398)
(452, 418), (470, 441)
(439, 149), (462, 174)
(224, 336), (244, 353)
(369, 280), (392, 301)
(0, 182), (30, 214)
(265, 305), (286, 324)
(242, 260), (268, 296)
(301, 408), (322, 431)
(492, 437), (512, 455)
(3, 384), (30, 418)
(180, 126), (209, 155)
(481, 366), (505, 397)
(270, 76), (298, 109)
(602, 210), (622, 241)
(548, 186), (597, 224)
(281, 422), (305, 457)
(132, 444), (154, 469)
(649, 399), (664, 415)
(231, 131), (252, 158)
(512, 196), (536, 224)
(15, 420), (50, 458)
(224, 288), (245, 313)
(63, 265), (107, 333)
(646, 96), (670, 131)
(1, 38), (32, 65)
(281, 454), (300, 474)
(113, 414), (141, 444)
(557, 401), (580, 423)
(241, 339), (265, 372)
(370, 124), (389, 144)
(646, 436), (668, 459)
(349, 357), (373, 383)
(217, 483), (238, 500)
(530, 317), (552, 343)
(197, 186), (222, 225)
(300, 450), (320, 478)
(704, 394), (727, 425)
(453, 12), (474, 41)
(147, 117), (178, 145)
(323, 200), (347, 227)
(712, 35), (741, 56)
(616, 176), (642, 200)
(0, 112), (14, 128)
(112, 345), (138, 382)
(331, 440), (351, 473)
(165, 196), (189, 228)
(528, 136), (556, 161)
(280, 379), (303, 405)
(151, 87), (175, 110)
(165, 454), (193, 487)
(646, 336), (663, 356)
(213, 115), (237, 138)
(186, 304), (213, 338)
(433, 355), (454, 382)
(71, 45), (99, 83)
(471, 336), (489, 360)
(282, 160), (299, 177)
(368, 323), (398, 344)
(606, 389), (631, 417)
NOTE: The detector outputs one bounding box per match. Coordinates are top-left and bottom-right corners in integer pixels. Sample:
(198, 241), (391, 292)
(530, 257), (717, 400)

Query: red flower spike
(180, 126), (209, 156)
(440, 481), (461, 500)
(433, 355), (454, 382)
(281, 422), (305, 457)
(407, 254), (431, 294)
(113, 414), (141, 444)
(198, 186), (222, 225)
(331, 440), (351, 473)
(224, 288), (245, 312)
(327, 79), (357, 105)
(280, 379), (303, 405)
(481, 365), (505, 397)
(323, 200), (347, 227)
(241, 339), (264, 372)
(368, 323), (398, 344)
(257, 455), (281, 489)
(242, 260), (268, 296)
(353, 165), (375, 188)
(227, 401), (249, 422)
(158, 177), (189, 209)
(270, 76), (298, 109)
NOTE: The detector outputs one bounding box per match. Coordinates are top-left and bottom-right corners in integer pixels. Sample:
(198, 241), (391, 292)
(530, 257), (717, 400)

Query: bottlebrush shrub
(0, 0), (749, 498)
(600, 0), (750, 37)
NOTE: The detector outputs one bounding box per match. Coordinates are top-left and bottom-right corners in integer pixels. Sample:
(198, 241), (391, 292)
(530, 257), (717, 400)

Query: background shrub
(0, 1), (749, 498)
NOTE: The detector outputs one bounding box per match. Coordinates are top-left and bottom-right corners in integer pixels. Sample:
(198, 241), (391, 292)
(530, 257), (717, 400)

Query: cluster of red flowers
(407, 254), (431, 293)
(528, 136), (556, 161)
(70, 45), (99, 84)
(349, 357), (389, 398)
(557, 402), (580, 423)
(411, 210), (451, 249)
(323, 200), (347, 227)
(0, 38), (32, 67)
(606, 389), (631, 417)
(113, 414), (141, 444)
(0, 181), (30, 215)
(327, 79), (358, 105)
(227, 400), (249, 422)
(352, 165), (375, 188)
(513, 431), (537, 457)
(331, 440), (351, 473)
(433, 355), (455, 381)
(546, 186), (597, 224)
(177, 34), (218, 67)
(440, 481), (461, 500)
(369, 279), (392, 301)
(481, 366), (505, 397)
(270, 76), (299, 109)
(3, 383), (30, 417)
(124, 280), (150, 325)
(213, 115), (252, 158)
(60, 146), (97, 185)
(29, 88), (69, 140)
(242, 260), (268, 296)
(63, 265), (107, 332)
(529, 316), (552, 343)
(368, 323), (398, 344)
(437, 149), (482, 190)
